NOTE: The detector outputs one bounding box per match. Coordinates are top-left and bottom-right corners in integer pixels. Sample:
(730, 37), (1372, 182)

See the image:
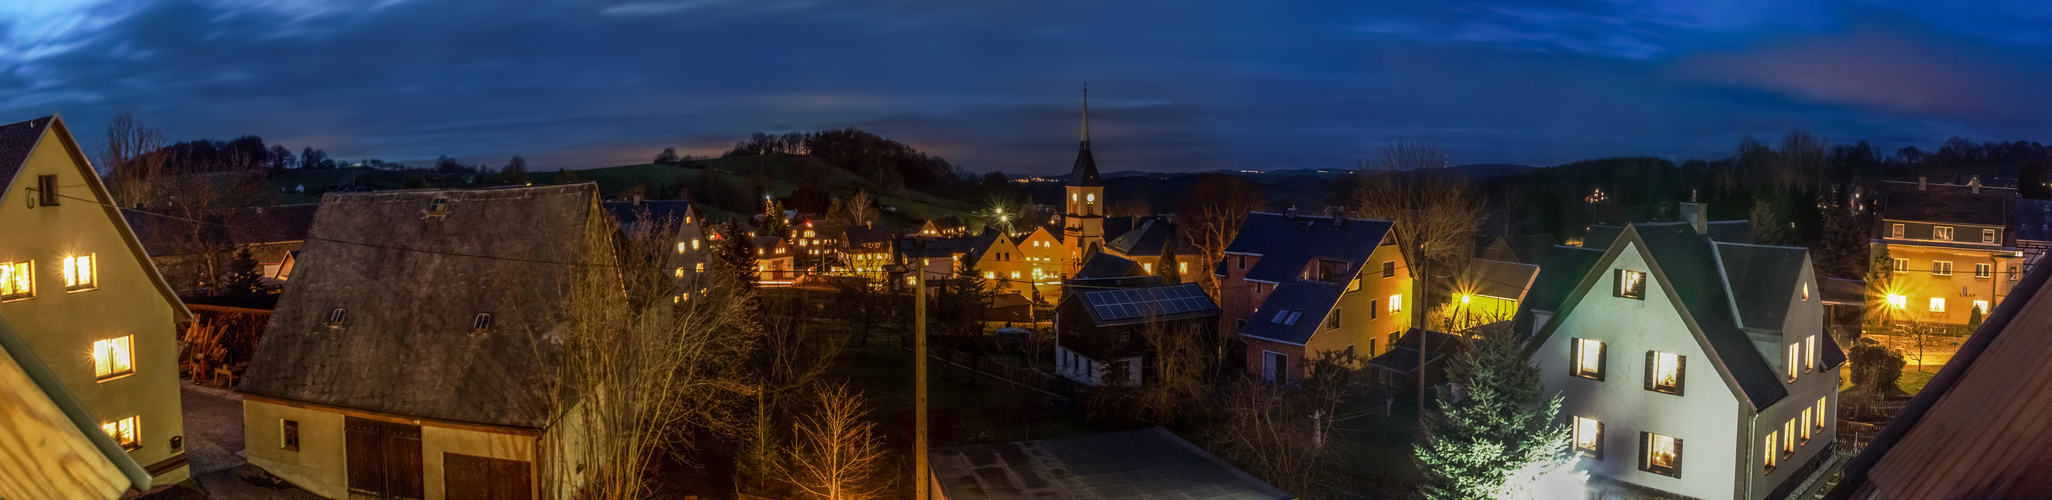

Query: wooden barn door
(444, 453), (534, 500)
(345, 417), (424, 499)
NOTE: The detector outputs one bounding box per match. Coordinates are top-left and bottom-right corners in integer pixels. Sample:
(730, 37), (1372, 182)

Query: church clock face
(1087, 194), (1095, 202)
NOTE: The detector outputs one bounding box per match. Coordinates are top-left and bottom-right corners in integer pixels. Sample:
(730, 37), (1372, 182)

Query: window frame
(1640, 432), (1682, 478)
(1616, 269), (1647, 300)
(1932, 261), (1952, 276)
(1984, 228), (1998, 244)
(1324, 307), (1342, 330)
(1976, 263), (1992, 279)
(1814, 397), (1828, 430)
(1571, 338), (1607, 381)
(0, 260), (32, 301)
(1782, 418), (1798, 459)
(36, 174), (59, 206)
(1890, 223), (1905, 238)
(1382, 261), (1396, 278)
(93, 335), (136, 382)
(1763, 430), (1778, 473)
(1800, 408), (1814, 444)
(61, 254), (95, 291)
(1646, 351), (1685, 395)
(1572, 416), (1604, 459)
(1892, 258), (1908, 273)
(103, 416), (140, 451)
(1786, 343), (1801, 382)
(1934, 226), (1954, 241)
(1388, 294), (1402, 314)
(1805, 335), (1818, 373)
(1929, 297), (1947, 313)
(282, 419), (301, 452)
(328, 307), (348, 327)
(472, 313), (493, 332)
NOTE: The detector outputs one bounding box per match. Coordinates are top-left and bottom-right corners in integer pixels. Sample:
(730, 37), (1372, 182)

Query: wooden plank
(0, 346), (130, 500)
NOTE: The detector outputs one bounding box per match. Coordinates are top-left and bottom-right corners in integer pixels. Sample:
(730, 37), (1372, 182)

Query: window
(1572, 339), (1606, 380)
(1887, 294), (1908, 309)
(1783, 418), (1797, 458)
(1388, 294), (1403, 314)
(1802, 282), (1810, 301)
(1254, 283), (1265, 294)
(472, 313), (493, 332)
(1616, 269), (1646, 299)
(1984, 229), (1998, 243)
(1932, 261), (1952, 276)
(37, 175), (60, 206)
(103, 416), (139, 451)
(328, 308), (347, 326)
(2011, 265), (2022, 281)
(1890, 223), (1905, 238)
(282, 420), (300, 452)
(1976, 263), (1992, 279)
(1382, 261), (1396, 278)
(1180, 262), (1188, 273)
(677, 242), (688, 253)
(1929, 297), (1946, 313)
(1010, 271), (1020, 279)
(1316, 259), (1348, 282)
(695, 263), (705, 273)
(1572, 417), (1603, 459)
(1892, 258), (1908, 273)
(61, 254), (94, 291)
(1370, 300), (1378, 319)
(984, 271), (995, 279)
(692, 239), (700, 250)
(1763, 431), (1778, 472)
(1144, 263), (1154, 274)
(1236, 255), (1247, 270)
(1641, 432), (1681, 478)
(1324, 308), (1341, 330)
(1348, 276), (1362, 292)
(1934, 226), (1954, 241)
(0, 261), (30, 300)
(428, 196), (450, 214)
(675, 267), (686, 278)
(1974, 300), (1989, 315)
(1814, 398), (1827, 430)
(1801, 408), (1814, 443)
(1787, 343), (1800, 381)
(93, 336), (134, 381)
(1806, 335), (1818, 373)
(1648, 351), (1684, 395)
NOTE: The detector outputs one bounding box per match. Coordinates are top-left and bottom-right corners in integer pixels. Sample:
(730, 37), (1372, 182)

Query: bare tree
(1177, 173), (1263, 301)
(845, 191), (879, 228)
(102, 113), (166, 208)
(1134, 316), (1210, 424)
(783, 383), (888, 500)
(546, 210), (760, 498)
(1201, 353), (1355, 495)
(1352, 140), (1481, 413)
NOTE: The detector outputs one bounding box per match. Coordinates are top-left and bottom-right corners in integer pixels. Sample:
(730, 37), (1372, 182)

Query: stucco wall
(0, 123), (187, 485)
(1742, 259), (1839, 500)
(1875, 242), (2020, 325)
(244, 399), (349, 498)
(1536, 243), (1741, 498)
(1308, 243), (1411, 360)
(423, 425), (538, 500)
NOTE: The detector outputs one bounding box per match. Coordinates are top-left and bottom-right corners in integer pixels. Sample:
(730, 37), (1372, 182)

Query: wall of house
(0, 124), (188, 485)
(244, 399), (349, 498)
(1310, 243), (1412, 360)
(1535, 243), (1741, 499)
(1742, 261), (1839, 500)
(1241, 337), (1306, 383)
(1874, 242), (2020, 325)
(422, 425), (538, 500)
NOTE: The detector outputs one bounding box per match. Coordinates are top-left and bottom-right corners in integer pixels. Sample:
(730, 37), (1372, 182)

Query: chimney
(1971, 175), (1982, 194)
(1286, 205), (1298, 218)
(1918, 176), (1928, 191)
(1680, 202), (1709, 235)
(632, 194), (644, 205)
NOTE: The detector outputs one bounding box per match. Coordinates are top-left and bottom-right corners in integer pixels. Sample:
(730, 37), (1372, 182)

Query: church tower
(1063, 88), (1105, 277)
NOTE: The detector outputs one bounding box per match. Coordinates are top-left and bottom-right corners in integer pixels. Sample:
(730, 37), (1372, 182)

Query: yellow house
(1871, 178), (2025, 326)
(0, 115), (194, 487)
(238, 185), (606, 499)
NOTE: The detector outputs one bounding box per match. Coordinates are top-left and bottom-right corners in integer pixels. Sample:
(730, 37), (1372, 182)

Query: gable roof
(929, 427), (1290, 500)
(1583, 220), (1753, 250)
(1713, 241), (1810, 331)
(1073, 251), (1145, 280)
(1221, 212), (1396, 283)
(1523, 245), (1604, 313)
(1833, 247), (2052, 499)
(1070, 283), (1219, 327)
(1874, 179), (2016, 227)
(0, 115), (191, 322)
(1531, 223), (1814, 409)
(238, 184), (601, 428)
(1462, 258), (1539, 301)
(1105, 218), (1194, 258)
(1238, 281), (1346, 346)
(842, 221), (894, 247)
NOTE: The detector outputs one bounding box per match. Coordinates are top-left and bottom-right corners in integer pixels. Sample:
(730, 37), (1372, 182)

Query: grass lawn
(1898, 368), (1938, 395)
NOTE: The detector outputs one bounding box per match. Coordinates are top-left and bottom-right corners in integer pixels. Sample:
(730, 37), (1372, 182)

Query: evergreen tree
(713, 221), (761, 297)
(1414, 324), (1578, 499)
(761, 198), (790, 237)
(553, 168), (582, 184)
(221, 247), (266, 296)
(936, 258), (995, 335)
(1156, 240), (1182, 285)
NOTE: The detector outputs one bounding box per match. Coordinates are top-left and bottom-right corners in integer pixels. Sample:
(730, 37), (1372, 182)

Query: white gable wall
(1738, 259), (1838, 500)
(1535, 242), (1741, 498)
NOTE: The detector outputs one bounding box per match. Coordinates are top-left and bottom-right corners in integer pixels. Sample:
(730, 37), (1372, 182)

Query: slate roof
(1713, 241), (1811, 331)
(1367, 329), (1462, 375)
(1874, 179), (2015, 227)
(1105, 218), (1195, 258)
(239, 184), (601, 428)
(928, 427), (1291, 500)
(843, 222), (894, 248)
(1521, 245), (1603, 313)
(1072, 283), (1218, 327)
(1463, 258), (1539, 301)
(1583, 220), (1752, 250)
(1068, 141), (1101, 187)
(124, 204), (321, 257)
(0, 116), (52, 190)
(1238, 281), (1346, 346)
(1074, 251), (1145, 280)
(1632, 223), (1792, 407)
(1219, 213), (1395, 283)
(2013, 198), (2052, 243)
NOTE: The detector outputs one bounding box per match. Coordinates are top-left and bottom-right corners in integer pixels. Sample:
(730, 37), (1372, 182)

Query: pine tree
(936, 258), (995, 336)
(221, 247), (266, 297)
(1414, 324), (1579, 499)
(1156, 240), (1182, 285)
(761, 198), (790, 237)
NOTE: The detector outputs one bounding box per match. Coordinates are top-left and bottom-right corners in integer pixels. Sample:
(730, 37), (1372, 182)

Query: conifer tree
(1156, 240), (1182, 285)
(221, 247), (266, 297)
(1414, 324), (1579, 499)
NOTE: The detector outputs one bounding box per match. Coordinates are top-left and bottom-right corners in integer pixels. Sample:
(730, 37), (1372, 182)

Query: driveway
(181, 381), (246, 476)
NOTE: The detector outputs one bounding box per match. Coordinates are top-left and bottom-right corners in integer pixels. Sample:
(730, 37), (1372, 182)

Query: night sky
(6, 0), (2051, 175)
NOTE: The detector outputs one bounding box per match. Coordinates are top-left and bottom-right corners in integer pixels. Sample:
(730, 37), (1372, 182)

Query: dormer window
(1890, 223), (1905, 238)
(327, 308), (347, 326)
(1984, 229), (1997, 244)
(428, 197), (451, 215)
(1315, 259), (1349, 283)
(1616, 270), (1646, 299)
(473, 313), (493, 332)
(1933, 226), (1954, 241)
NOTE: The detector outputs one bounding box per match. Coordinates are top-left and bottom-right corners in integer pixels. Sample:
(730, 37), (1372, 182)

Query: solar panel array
(1085, 284), (1218, 322)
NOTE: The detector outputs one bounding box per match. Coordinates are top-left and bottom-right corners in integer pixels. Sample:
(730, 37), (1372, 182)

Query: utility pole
(914, 254), (930, 500)
(1416, 239), (1429, 421)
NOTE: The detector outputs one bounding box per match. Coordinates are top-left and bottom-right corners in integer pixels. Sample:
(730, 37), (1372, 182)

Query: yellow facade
(1872, 242), (2021, 325)
(0, 117), (190, 486)
(244, 397), (546, 499)
(1306, 243), (1415, 359)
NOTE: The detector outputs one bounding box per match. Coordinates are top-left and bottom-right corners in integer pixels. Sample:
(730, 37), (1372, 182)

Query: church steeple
(1081, 85), (1090, 143)
(1068, 85), (1102, 187)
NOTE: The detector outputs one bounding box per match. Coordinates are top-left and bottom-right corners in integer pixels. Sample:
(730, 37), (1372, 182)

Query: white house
(1528, 218), (1844, 499)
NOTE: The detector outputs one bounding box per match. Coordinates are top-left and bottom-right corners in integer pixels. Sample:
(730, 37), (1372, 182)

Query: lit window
(1144, 263), (1153, 273)
(1890, 223), (1904, 238)
(1572, 417), (1603, 459)
(1976, 263), (1992, 279)
(1800, 408), (1813, 443)
(678, 242), (688, 253)
(1786, 343), (1800, 381)
(1984, 229), (1997, 244)
(1572, 338), (1605, 380)
(1974, 300), (1989, 316)
(1929, 297), (1946, 313)
(282, 419), (300, 452)
(692, 239), (700, 250)
(1932, 261), (1952, 276)
(1011, 271), (1020, 279)
(93, 336), (134, 381)
(473, 313), (493, 332)
(696, 263), (706, 273)
(1801, 282), (1810, 301)
(1389, 294), (1402, 313)
(1086, 194), (1095, 203)
(1764, 431), (1778, 472)
(1892, 258), (1908, 272)
(102, 416), (139, 451)
(1805, 336), (1817, 373)
(1642, 432), (1681, 477)
(1180, 262), (1188, 273)
(984, 271), (995, 279)
(675, 268), (686, 278)
(1887, 294), (1907, 309)
(1783, 418), (1797, 457)
(1649, 351), (1683, 394)
(1934, 226), (1954, 241)
(0, 261), (30, 300)
(1616, 269), (1646, 299)
(1814, 398), (1827, 430)
(62, 254), (95, 290)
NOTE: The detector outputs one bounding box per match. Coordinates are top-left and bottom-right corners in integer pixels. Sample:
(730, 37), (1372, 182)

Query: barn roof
(238, 184), (602, 428)
(929, 427), (1290, 500)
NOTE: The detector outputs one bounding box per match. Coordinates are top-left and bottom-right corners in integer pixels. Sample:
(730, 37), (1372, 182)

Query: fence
(1836, 420), (1883, 455)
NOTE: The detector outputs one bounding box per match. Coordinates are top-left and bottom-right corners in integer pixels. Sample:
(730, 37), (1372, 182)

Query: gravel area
(181, 380), (247, 476)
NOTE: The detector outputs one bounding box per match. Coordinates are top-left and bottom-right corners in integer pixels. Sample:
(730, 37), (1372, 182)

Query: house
(838, 221), (895, 279)
(1870, 177), (2025, 326)
(753, 235), (797, 284)
(927, 427), (1291, 500)
(1217, 211), (1410, 383)
(1101, 217), (1205, 284)
(1366, 328), (1464, 390)
(1829, 255), (2052, 499)
(1528, 219), (1844, 500)
(604, 200), (712, 299)
(238, 184), (607, 499)
(919, 216), (968, 237)
(123, 203), (319, 292)
(1440, 257), (1538, 330)
(0, 115), (195, 486)
(0, 314), (154, 499)
(1053, 282), (1219, 386)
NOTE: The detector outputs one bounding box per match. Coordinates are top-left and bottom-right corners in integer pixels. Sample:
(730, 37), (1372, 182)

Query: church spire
(1067, 84), (1102, 187)
(1080, 84), (1090, 143)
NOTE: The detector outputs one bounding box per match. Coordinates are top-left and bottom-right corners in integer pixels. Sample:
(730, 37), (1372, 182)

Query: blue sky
(4, 0), (2051, 175)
